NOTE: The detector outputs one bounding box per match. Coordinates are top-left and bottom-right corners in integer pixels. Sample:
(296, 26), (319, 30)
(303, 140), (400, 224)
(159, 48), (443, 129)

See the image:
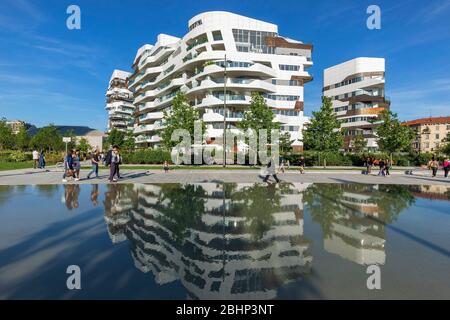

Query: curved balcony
(139, 111), (164, 123)
(195, 94), (251, 109)
(193, 61), (277, 80)
(135, 135), (162, 144)
(186, 78), (275, 96)
(130, 66), (163, 90)
(138, 46), (175, 70)
(105, 101), (134, 110)
(134, 89), (159, 104)
(134, 122), (165, 135)
(156, 77), (185, 97)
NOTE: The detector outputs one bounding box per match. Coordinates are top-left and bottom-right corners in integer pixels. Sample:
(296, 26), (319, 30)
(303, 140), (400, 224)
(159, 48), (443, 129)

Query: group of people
(428, 157), (450, 178)
(32, 149), (46, 169)
(364, 157), (392, 176)
(62, 145), (123, 183)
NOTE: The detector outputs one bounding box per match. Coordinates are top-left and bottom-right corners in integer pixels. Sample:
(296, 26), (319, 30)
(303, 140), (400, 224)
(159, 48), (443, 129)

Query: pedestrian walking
(87, 150), (100, 179)
(365, 157), (373, 174)
(62, 150), (75, 182)
(38, 150), (46, 169)
(278, 158), (286, 173)
(298, 156), (305, 174)
(107, 146), (121, 182)
(263, 157), (280, 183)
(72, 150), (81, 181)
(385, 158), (391, 176)
(32, 149), (39, 169)
(428, 157), (439, 177)
(378, 159), (386, 176)
(443, 157), (449, 178)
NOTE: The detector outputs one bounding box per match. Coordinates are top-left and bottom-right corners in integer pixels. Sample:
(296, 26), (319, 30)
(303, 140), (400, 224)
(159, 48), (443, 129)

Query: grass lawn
(0, 161), (34, 171)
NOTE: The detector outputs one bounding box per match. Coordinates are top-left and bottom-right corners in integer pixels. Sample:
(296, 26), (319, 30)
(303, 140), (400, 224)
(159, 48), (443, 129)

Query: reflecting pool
(0, 183), (449, 299)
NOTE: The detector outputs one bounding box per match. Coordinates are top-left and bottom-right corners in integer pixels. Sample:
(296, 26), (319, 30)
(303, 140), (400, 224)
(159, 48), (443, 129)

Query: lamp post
(223, 54), (227, 168)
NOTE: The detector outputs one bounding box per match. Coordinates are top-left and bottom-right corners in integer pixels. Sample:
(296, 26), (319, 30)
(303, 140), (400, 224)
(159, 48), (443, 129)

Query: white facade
(105, 70), (134, 132)
(323, 57), (389, 151)
(126, 11), (312, 150)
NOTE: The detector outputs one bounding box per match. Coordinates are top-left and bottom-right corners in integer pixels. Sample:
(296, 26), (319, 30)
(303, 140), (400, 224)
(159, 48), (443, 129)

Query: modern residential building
(105, 70), (134, 132)
(323, 57), (390, 151)
(402, 116), (450, 152)
(125, 11), (312, 150)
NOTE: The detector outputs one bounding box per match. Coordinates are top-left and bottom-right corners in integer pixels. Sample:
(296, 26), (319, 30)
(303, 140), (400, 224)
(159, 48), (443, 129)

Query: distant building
(5, 120), (25, 134)
(323, 57), (390, 151)
(56, 126), (106, 151)
(402, 116), (450, 152)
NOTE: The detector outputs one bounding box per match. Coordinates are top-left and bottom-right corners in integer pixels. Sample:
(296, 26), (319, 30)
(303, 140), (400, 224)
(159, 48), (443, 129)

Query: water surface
(0, 183), (449, 299)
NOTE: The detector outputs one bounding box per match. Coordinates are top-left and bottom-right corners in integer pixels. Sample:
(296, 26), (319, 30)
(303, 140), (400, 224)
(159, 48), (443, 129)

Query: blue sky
(0, 0), (449, 130)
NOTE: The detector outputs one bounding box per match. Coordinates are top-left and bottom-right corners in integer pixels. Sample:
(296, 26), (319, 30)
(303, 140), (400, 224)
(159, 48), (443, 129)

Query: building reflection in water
(102, 182), (444, 298)
(303, 184), (416, 265)
(103, 182), (312, 299)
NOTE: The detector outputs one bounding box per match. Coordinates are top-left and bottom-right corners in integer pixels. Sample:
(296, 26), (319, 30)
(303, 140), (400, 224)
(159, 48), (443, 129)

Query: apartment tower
(126, 11), (313, 150)
(323, 57), (389, 151)
(105, 70), (134, 132)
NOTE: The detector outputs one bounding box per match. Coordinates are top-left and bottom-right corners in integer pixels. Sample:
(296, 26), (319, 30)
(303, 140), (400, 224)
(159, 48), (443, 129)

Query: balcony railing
(186, 37), (208, 51)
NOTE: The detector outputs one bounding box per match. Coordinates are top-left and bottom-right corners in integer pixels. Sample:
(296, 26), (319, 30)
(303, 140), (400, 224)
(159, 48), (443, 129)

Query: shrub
(121, 149), (171, 164)
(8, 151), (27, 162)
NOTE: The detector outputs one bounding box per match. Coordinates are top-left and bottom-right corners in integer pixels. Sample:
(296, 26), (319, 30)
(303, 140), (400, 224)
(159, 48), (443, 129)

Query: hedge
(121, 149), (172, 164)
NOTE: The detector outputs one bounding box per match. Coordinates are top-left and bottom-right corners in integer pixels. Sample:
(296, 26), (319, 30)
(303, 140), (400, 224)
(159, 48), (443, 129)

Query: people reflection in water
(90, 184), (99, 207)
(102, 182), (312, 299)
(63, 184), (80, 210)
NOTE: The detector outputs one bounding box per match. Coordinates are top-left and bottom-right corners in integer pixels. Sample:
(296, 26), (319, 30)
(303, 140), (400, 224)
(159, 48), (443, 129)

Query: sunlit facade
(125, 11), (313, 150)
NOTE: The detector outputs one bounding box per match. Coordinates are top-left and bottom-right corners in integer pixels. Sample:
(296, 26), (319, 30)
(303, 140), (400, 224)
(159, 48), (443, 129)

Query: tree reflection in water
(303, 183), (416, 265)
(103, 183), (311, 299)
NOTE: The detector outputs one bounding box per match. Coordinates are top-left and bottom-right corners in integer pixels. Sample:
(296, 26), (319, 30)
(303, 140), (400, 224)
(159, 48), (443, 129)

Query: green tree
(15, 126), (30, 151)
(376, 109), (415, 156)
(279, 131), (293, 155)
(77, 137), (91, 153)
(122, 130), (135, 152)
(351, 133), (367, 153)
(303, 96), (343, 151)
(161, 91), (205, 149)
(106, 128), (126, 148)
(30, 124), (63, 152)
(0, 119), (15, 150)
(238, 92), (280, 137)
(438, 133), (450, 155)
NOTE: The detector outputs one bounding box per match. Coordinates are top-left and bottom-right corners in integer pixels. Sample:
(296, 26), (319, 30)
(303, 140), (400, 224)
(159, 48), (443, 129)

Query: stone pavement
(0, 167), (449, 185)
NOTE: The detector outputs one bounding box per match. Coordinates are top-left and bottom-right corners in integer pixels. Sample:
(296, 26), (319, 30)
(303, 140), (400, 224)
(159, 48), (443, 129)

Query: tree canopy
(303, 96), (343, 151)
(376, 109), (415, 155)
(161, 91), (205, 150)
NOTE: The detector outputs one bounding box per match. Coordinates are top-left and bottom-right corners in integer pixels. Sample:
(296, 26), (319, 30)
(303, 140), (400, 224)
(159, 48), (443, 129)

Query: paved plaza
(0, 167), (449, 185)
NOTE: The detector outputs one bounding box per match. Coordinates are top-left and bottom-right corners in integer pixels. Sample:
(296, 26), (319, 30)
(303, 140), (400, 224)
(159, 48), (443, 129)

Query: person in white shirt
(32, 150), (39, 169)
